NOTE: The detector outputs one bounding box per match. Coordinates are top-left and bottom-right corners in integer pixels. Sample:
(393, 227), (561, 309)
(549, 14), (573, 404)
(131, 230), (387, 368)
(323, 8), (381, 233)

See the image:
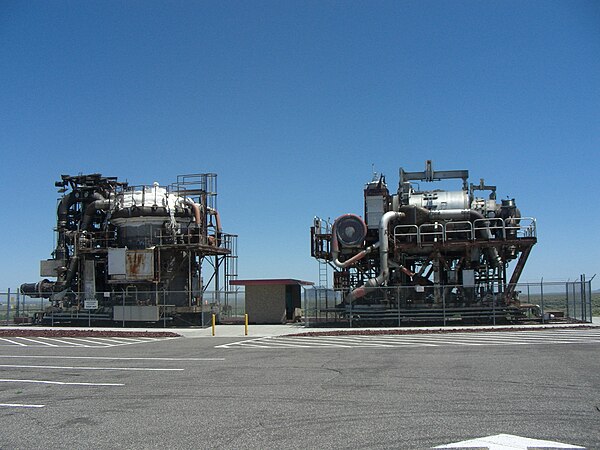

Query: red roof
(229, 278), (314, 286)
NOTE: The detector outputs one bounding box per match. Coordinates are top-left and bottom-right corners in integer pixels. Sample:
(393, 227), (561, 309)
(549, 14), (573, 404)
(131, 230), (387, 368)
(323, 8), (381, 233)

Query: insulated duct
(346, 211), (405, 302)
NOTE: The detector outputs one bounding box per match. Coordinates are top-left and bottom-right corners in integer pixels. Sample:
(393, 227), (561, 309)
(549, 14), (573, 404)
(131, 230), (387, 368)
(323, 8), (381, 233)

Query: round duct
(335, 214), (367, 247)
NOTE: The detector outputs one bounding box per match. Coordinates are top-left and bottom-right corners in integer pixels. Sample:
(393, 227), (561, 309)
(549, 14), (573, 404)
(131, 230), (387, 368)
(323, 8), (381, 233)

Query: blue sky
(1, 0), (598, 289)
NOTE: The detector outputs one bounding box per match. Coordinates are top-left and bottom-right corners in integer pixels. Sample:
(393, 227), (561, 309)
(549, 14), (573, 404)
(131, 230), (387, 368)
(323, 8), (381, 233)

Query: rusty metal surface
(126, 250), (154, 280)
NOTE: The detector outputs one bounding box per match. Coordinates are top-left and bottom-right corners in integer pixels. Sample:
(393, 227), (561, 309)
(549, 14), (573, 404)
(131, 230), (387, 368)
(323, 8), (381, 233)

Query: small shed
(230, 279), (314, 324)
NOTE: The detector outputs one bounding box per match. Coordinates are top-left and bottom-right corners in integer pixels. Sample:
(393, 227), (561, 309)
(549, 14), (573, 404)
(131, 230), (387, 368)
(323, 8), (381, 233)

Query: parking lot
(1, 327), (599, 449)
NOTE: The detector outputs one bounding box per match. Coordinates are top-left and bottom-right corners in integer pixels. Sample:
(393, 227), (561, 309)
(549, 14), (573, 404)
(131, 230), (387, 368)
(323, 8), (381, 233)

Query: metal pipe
(20, 279), (54, 298)
(207, 207), (222, 246)
(331, 223), (379, 268)
(55, 192), (77, 259)
(207, 207), (222, 233)
(185, 198), (202, 226)
(81, 194), (111, 231)
(55, 193), (110, 293)
(428, 209), (502, 267)
(346, 211), (405, 302)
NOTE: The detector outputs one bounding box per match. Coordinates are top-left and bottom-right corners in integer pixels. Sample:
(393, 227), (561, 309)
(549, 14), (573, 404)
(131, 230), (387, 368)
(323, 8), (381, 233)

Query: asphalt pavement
(0, 324), (599, 449)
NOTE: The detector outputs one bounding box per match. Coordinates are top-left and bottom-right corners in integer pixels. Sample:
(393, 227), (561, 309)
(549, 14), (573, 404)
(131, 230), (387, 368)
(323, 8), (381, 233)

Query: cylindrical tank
(408, 190), (469, 210)
(111, 184), (195, 248)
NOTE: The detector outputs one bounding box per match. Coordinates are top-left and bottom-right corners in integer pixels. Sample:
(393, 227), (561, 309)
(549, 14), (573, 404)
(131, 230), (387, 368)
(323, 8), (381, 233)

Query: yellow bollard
(212, 314), (216, 336)
(244, 313), (248, 336)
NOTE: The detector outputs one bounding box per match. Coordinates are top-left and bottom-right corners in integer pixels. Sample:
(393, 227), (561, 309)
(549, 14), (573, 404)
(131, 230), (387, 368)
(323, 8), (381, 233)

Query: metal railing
(394, 217), (537, 245)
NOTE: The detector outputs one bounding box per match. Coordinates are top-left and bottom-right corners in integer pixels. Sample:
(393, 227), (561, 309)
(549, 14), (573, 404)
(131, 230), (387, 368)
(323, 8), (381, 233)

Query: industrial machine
(21, 173), (237, 325)
(311, 160), (537, 323)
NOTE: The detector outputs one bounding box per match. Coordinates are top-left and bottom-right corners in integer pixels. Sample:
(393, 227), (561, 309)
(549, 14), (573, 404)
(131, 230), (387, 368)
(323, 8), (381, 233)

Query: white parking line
(61, 337), (114, 346)
(218, 329), (600, 349)
(0, 379), (124, 386)
(15, 337), (60, 347)
(0, 355), (224, 362)
(88, 337), (145, 345)
(89, 337), (179, 346)
(0, 403), (45, 408)
(0, 364), (184, 372)
(35, 338), (88, 347)
(0, 338), (27, 346)
(0, 336), (179, 348)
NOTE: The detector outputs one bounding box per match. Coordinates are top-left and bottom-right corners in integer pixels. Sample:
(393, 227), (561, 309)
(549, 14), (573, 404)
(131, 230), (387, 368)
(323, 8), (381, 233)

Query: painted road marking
(0, 336), (178, 348)
(434, 433), (585, 449)
(61, 337), (116, 346)
(0, 379), (124, 386)
(0, 338), (27, 346)
(16, 337), (60, 347)
(37, 337), (88, 347)
(0, 364), (184, 372)
(0, 403), (45, 408)
(217, 329), (600, 349)
(0, 355), (224, 362)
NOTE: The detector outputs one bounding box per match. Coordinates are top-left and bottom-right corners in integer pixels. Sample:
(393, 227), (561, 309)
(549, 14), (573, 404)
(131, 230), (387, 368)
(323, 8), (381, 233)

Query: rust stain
(127, 252), (144, 275)
(126, 251), (152, 279)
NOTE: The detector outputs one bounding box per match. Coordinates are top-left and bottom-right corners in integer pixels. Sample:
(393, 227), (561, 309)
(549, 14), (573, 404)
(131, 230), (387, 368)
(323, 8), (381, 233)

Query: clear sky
(1, 0), (598, 290)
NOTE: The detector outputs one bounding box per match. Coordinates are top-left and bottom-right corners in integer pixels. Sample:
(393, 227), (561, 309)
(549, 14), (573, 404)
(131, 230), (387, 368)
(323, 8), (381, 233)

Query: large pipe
(334, 242), (380, 268)
(346, 211), (405, 302)
(428, 209), (502, 266)
(55, 192), (77, 259)
(207, 207), (222, 234)
(56, 193), (110, 292)
(207, 207), (222, 246)
(20, 279), (54, 298)
(331, 221), (379, 268)
(365, 211), (405, 287)
(185, 198), (202, 227)
(80, 193), (111, 231)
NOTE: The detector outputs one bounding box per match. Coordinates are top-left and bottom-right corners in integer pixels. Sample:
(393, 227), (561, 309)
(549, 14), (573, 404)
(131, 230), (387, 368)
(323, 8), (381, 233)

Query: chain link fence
(1, 288), (246, 327)
(303, 278), (596, 328)
(2, 278), (594, 328)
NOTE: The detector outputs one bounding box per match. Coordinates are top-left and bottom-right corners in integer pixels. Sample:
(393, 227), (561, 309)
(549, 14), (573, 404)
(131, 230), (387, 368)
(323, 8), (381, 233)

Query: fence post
(6, 288), (10, 325)
(397, 287), (401, 327)
(492, 291), (496, 326)
(442, 287), (446, 327)
(163, 290), (166, 328)
(565, 282), (569, 320)
(589, 275), (596, 322)
(303, 288), (309, 328)
(349, 301), (352, 328)
(580, 274), (586, 323)
(540, 279), (545, 324)
(16, 290), (20, 320)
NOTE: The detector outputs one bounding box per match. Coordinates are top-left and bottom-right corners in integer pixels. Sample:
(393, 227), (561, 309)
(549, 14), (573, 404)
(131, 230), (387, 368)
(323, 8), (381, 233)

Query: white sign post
(84, 299), (98, 310)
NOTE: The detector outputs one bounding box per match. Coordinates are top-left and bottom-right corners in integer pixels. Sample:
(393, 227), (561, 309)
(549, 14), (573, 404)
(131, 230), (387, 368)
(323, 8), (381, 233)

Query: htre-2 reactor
(311, 160), (537, 324)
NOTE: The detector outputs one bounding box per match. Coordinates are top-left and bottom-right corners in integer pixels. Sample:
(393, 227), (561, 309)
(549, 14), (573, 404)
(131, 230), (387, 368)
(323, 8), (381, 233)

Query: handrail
(507, 217), (536, 238)
(418, 223), (444, 243)
(473, 218), (505, 239)
(445, 221), (473, 240)
(392, 215), (537, 245)
(393, 225), (419, 243)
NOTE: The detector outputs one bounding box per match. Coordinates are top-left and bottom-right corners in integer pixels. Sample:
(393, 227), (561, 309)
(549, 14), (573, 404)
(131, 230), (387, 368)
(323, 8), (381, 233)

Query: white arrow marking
(434, 433), (585, 449)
